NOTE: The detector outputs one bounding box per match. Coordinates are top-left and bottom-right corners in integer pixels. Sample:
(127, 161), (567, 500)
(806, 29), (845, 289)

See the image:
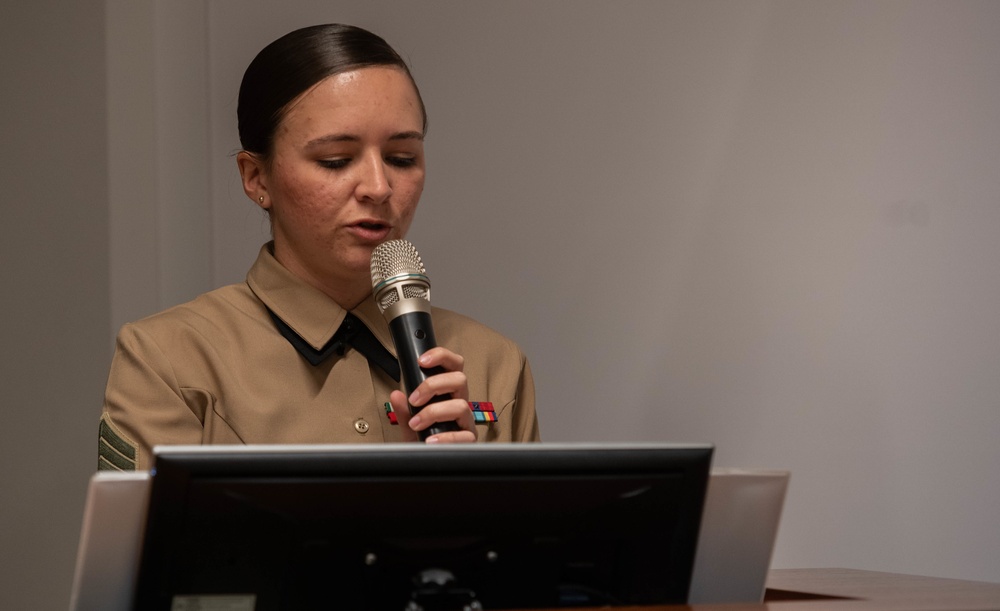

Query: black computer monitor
(135, 443), (713, 610)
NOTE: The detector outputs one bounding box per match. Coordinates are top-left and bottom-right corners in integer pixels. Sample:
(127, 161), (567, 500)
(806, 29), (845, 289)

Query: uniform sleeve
(509, 355), (541, 442)
(98, 323), (206, 471)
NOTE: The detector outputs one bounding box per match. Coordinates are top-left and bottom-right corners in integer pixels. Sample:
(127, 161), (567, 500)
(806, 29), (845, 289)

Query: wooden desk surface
(756, 568), (1000, 611)
(547, 568), (1000, 611)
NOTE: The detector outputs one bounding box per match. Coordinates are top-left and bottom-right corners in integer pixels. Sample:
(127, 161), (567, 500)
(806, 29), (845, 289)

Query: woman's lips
(349, 220), (392, 242)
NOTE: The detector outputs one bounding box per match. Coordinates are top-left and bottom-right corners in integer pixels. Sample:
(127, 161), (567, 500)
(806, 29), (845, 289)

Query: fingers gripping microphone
(370, 240), (461, 440)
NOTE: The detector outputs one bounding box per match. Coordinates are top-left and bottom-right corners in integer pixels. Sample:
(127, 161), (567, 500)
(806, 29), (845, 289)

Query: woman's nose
(356, 152), (392, 204)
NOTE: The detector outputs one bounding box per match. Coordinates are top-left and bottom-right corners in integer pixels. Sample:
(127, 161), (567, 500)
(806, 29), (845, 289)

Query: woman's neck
(270, 245), (372, 311)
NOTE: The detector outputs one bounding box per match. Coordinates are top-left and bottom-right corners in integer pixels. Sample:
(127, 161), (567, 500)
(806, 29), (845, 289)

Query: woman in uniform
(98, 24), (539, 471)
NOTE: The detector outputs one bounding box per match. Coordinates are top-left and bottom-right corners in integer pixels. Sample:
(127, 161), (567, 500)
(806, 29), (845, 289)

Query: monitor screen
(135, 443), (713, 610)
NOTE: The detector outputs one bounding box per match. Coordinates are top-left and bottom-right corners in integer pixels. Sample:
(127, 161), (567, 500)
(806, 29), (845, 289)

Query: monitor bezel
(135, 442), (713, 610)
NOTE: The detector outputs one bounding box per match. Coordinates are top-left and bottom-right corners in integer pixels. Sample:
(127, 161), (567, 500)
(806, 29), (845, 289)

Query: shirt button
(354, 419), (370, 434)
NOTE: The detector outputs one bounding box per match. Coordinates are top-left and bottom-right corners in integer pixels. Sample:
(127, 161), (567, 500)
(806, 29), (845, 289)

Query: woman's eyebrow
(389, 131), (424, 142)
(305, 133), (358, 148)
(305, 131), (424, 148)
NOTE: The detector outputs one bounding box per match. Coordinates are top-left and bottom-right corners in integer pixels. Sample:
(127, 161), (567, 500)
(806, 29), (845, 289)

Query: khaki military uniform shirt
(99, 244), (539, 471)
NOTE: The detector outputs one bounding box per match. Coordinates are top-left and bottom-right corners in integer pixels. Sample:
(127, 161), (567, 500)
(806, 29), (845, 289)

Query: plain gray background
(3, 1), (999, 608)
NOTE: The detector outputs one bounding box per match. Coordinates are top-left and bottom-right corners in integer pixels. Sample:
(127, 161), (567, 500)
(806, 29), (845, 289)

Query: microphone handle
(389, 311), (462, 441)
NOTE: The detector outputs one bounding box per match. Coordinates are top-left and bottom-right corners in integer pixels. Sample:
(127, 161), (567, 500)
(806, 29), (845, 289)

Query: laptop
(69, 471), (150, 611)
(688, 467), (791, 603)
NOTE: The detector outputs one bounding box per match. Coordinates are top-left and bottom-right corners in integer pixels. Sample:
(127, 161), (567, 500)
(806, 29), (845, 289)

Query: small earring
(258, 195), (265, 204)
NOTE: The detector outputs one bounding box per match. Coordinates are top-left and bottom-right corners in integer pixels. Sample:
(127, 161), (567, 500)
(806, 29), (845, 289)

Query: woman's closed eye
(318, 158), (350, 170)
(386, 155), (418, 168)
(317, 156), (417, 170)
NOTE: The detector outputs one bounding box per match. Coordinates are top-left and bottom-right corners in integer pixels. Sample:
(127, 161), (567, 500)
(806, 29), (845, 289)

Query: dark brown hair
(237, 24), (426, 159)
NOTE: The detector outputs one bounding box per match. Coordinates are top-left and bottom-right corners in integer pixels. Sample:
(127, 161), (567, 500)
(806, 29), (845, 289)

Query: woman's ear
(236, 151), (269, 210)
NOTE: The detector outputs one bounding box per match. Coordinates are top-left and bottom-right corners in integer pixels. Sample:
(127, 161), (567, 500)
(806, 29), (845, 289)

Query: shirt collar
(245, 243), (397, 357)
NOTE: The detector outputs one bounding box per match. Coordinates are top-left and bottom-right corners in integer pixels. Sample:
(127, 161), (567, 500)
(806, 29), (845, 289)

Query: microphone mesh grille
(370, 240), (430, 312)
(370, 239), (426, 286)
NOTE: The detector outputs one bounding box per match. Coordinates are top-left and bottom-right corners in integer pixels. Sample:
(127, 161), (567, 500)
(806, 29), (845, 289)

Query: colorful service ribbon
(384, 401), (497, 424)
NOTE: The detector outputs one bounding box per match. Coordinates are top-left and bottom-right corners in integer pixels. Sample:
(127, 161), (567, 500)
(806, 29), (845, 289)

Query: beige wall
(0, 0), (109, 609)
(3, 1), (1000, 608)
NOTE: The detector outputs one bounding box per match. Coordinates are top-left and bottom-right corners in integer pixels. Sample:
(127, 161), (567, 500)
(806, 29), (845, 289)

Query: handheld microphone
(370, 239), (462, 440)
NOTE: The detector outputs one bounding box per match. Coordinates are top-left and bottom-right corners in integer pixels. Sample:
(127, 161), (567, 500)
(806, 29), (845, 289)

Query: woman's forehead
(277, 67), (423, 137)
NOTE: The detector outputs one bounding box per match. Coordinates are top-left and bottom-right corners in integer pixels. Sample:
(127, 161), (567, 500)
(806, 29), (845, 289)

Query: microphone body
(371, 240), (462, 440)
